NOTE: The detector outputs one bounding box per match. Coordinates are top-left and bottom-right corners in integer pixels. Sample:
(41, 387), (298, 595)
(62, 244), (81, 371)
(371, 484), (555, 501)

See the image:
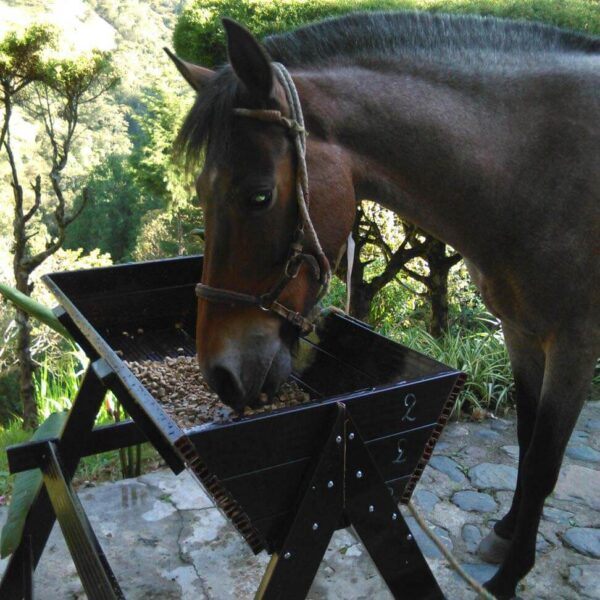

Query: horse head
(168, 20), (355, 411)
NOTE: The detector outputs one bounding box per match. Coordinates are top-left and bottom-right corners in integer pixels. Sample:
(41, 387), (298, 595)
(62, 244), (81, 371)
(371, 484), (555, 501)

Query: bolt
(327, 480), (334, 489)
(356, 470), (363, 479)
(284, 551), (292, 559)
(312, 523), (319, 531)
(335, 435), (342, 444)
(407, 534), (413, 541)
(348, 432), (355, 440)
(368, 505), (375, 513)
(392, 512), (398, 520)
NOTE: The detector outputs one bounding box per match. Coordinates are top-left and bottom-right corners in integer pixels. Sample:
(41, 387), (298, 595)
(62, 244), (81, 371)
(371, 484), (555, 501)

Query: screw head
(356, 470), (363, 479)
(312, 522), (319, 531)
(327, 480), (334, 489)
(407, 533), (413, 541)
(368, 505), (375, 513)
(348, 432), (355, 440)
(392, 512), (398, 520)
(335, 435), (342, 444)
(284, 551), (292, 559)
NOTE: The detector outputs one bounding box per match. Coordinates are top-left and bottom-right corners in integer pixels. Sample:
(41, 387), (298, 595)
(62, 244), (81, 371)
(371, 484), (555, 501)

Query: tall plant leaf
(0, 411), (68, 558)
(0, 283), (72, 340)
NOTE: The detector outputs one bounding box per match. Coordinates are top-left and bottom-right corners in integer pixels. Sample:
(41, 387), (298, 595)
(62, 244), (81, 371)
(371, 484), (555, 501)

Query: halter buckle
(259, 294), (273, 311)
(285, 256), (302, 279)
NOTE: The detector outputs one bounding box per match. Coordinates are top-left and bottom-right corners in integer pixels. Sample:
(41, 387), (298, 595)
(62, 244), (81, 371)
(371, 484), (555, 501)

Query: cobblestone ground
(0, 401), (598, 599)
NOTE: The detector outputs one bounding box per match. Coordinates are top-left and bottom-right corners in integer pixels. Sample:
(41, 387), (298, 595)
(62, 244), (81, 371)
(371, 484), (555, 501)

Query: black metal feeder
(1, 255), (464, 600)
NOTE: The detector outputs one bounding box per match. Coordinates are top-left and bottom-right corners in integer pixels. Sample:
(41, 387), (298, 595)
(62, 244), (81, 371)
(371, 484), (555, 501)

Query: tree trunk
(15, 307), (37, 429)
(11, 169), (38, 429)
(428, 267), (449, 338)
(425, 239), (451, 338)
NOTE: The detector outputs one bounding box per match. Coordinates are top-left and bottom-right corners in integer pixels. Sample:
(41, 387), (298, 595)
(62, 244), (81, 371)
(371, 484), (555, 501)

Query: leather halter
(195, 63), (332, 336)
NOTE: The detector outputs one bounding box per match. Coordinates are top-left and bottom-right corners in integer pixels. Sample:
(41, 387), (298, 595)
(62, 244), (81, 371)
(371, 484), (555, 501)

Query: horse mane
(176, 11), (599, 169)
(175, 66), (239, 171)
(264, 11), (600, 66)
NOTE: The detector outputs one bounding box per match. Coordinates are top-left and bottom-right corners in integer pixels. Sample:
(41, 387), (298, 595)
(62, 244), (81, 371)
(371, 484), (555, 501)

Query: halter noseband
(195, 62), (332, 336)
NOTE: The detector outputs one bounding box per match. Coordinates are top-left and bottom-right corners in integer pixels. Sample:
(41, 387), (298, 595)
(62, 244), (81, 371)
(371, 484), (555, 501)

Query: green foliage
(32, 350), (87, 420)
(0, 23), (57, 88)
(43, 50), (118, 103)
(174, 0), (599, 65)
(128, 85), (204, 260)
(0, 283), (72, 340)
(0, 370), (20, 426)
(0, 248), (112, 425)
(65, 84), (205, 263)
(0, 410), (68, 558)
(0, 423), (29, 501)
(130, 86), (190, 209)
(398, 323), (514, 416)
(63, 155), (148, 261)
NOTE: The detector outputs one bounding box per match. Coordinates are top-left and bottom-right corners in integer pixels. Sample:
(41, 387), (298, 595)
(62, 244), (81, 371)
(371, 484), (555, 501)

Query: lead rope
(272, 62), (331, 296)
(407, 501), (496, 599)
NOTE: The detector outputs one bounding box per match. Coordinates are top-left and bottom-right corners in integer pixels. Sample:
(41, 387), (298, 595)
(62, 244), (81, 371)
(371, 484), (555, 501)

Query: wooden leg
(256, 405), (345, 600)
(344, 411), (444, 599)
(257, 404), (445, 600)
(22, 535), (33, 600)
(41, 441), (124, 600)
(0, 361), (109, 600)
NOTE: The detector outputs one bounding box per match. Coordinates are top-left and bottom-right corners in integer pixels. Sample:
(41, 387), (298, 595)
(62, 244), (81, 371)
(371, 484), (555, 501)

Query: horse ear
(222, 18), (273, 99)
(163, 47), (214, 92)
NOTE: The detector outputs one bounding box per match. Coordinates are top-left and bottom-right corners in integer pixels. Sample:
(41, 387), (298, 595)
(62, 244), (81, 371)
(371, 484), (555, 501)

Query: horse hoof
(484, 577), (519, 600)
(483, 580), (518, 600)
(478, 530), (511, 564)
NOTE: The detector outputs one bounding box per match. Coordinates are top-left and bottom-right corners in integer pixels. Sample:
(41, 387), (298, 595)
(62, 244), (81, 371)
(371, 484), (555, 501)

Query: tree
(63, 154), (145, 262)
(0, 25), (117, 428)
(340, 202), (461, 336)
(129, 85), (203, 260)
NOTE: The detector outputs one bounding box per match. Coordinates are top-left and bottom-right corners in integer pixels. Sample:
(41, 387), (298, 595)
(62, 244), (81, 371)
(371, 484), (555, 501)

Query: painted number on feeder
(393, 438), (407, 465)
(401, 393), (417, 422)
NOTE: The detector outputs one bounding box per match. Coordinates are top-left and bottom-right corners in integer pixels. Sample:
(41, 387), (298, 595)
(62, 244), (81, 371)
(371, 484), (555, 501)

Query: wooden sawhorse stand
(1, 367), (444, 599)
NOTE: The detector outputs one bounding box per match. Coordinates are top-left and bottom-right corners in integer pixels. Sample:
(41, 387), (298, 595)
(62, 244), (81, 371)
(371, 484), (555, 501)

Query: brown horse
(168, 12), (599, 599)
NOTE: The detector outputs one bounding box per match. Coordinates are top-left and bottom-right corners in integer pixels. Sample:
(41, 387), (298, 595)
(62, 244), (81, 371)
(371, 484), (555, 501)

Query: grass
(0, 426), (30, 503)
(397, 324), (514, 417)
(0, 351), (161, 501)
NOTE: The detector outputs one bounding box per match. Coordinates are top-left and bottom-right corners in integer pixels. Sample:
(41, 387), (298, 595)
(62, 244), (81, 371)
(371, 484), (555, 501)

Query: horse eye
(249, 190), (273, 207)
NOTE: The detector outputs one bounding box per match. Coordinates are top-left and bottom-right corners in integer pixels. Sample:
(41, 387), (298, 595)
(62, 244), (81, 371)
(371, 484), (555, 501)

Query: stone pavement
(1, 401), (598, 599)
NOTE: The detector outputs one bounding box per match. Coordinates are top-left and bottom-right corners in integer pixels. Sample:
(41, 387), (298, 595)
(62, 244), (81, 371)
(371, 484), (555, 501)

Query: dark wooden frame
(0, 256), (464, 599)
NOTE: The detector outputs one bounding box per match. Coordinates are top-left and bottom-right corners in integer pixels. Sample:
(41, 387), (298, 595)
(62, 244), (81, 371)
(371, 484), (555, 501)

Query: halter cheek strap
(195, 62), (332, 336)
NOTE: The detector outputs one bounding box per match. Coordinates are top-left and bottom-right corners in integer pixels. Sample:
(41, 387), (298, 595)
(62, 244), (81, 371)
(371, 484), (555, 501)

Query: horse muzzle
(198, 328), (292, 412)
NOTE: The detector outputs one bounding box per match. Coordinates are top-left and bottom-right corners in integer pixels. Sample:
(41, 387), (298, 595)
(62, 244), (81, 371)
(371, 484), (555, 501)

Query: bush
(398, 324), (514, 416)
(174, 0), (599, 65)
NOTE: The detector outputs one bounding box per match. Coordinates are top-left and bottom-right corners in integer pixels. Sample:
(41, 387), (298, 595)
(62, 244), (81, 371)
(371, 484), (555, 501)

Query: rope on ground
(407, 500), (496, 600)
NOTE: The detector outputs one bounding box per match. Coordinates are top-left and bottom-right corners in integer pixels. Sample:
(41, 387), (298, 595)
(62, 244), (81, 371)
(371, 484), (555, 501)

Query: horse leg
(484, 333), (597, 599)
(478, 325), (545, 563)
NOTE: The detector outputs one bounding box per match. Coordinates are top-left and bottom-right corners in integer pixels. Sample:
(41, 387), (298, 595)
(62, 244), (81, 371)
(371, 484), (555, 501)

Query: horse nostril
(210, 365), (245, 411)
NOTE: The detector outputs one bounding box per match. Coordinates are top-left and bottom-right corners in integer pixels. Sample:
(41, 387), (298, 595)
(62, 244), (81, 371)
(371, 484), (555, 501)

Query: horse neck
(295, 64), (511, 262)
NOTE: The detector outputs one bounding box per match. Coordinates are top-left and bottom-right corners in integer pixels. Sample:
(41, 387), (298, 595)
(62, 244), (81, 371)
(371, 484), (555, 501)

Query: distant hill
(0, 0), (187, 94)
(0, 0), (190, 241)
